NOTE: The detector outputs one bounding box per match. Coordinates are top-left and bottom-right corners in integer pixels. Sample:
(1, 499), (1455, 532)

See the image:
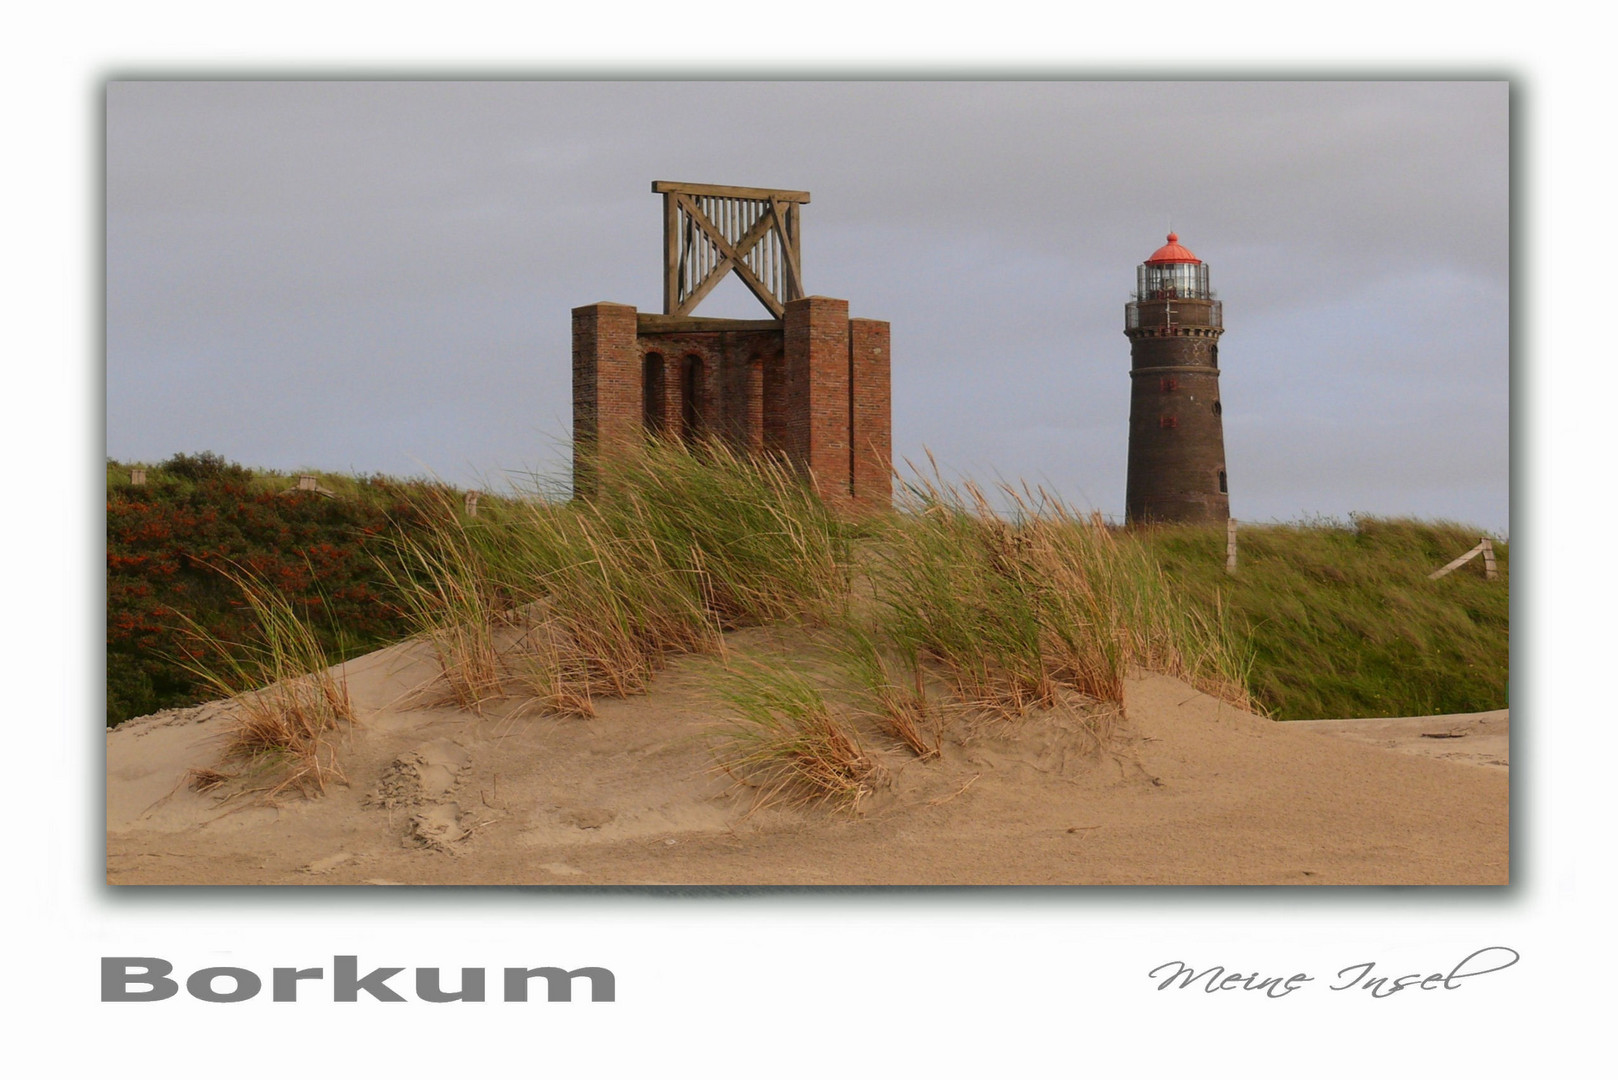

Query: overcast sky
(105, 80), (1508, 532)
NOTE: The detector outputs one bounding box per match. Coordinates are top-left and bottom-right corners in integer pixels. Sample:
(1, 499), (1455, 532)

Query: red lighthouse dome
(1135, 232), (1212, 301)
(1145, 232), (1201, 265)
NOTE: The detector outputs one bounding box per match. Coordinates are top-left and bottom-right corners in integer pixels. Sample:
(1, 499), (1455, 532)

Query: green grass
(1136, 516), (1509, 720)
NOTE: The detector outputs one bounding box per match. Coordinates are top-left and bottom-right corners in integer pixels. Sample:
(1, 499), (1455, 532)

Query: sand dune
(106, 635), (1508, 886)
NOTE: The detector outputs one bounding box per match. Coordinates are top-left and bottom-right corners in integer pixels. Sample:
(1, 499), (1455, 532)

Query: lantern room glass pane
(1139, 262), (1212, 300)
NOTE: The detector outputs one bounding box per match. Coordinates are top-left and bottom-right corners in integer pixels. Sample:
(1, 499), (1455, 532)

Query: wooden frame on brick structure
(653, 180), (810, 318)
(572, 182), (890, 513)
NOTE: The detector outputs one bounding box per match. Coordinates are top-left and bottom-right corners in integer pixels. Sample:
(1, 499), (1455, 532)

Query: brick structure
(572, 182), (891, 512)
(1124, 233), (1229, 524)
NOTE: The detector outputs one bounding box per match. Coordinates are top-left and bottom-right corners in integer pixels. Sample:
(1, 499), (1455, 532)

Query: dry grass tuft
(381, 495), (509, 710)
(837, 626), (940, 759)
(709, 659), (885, 812)
(176, 565), (354, 800)
(185, 766), (235, 793)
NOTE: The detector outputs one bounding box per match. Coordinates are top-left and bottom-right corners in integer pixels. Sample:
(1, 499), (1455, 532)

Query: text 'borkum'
(102, 956), (615, 1003)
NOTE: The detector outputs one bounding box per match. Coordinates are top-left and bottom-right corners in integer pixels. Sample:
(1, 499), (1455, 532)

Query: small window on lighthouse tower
(1218, 470), (1228, 494)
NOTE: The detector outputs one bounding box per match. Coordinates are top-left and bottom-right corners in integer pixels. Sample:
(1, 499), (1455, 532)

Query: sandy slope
(106, 635), (1508, 886)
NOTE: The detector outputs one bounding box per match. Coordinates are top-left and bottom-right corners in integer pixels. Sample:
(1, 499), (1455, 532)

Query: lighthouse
(1124, 232), (1229, 524)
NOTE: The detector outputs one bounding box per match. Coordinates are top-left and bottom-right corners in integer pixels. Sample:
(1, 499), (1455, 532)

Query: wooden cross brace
(654, 181), (809, 318)
(1428, 538), (1500, 581)
(675, 193), (796, 317)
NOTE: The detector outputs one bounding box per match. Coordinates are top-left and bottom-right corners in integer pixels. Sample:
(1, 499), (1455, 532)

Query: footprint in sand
(559, 807), (617, 830)
(408, 802), (469, 852)
(369, 739), (472, 808)
(538, 862), (585, 876)
(303, 851), (357, 874)
(368, 740), (477, 852)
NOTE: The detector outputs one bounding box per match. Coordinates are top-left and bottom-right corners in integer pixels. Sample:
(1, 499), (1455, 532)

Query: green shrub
(105, 458), (443, 725)
(159, 451), (252, 484)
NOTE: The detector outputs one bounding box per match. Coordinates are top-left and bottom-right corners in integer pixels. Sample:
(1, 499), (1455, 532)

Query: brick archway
(681, 355), (706, 442)
(642, 353), (666, 435)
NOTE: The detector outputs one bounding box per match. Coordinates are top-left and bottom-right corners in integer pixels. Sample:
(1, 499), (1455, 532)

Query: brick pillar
(784, 296), (852, 505)
(656, 350), (682, 436)
(746, 356), (765, 455)
(703, 345), (723, 442)
(572, 302), (640, 497)
(849, 318), (891, 510)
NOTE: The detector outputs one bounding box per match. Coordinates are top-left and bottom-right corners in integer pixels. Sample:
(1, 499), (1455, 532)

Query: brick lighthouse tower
(1124, 232), (1229, 524)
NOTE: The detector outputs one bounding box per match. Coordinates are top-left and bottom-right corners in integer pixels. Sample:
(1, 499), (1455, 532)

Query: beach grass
(173, 564), (354, 799)
(132, 443), (1508, 806)
(708, 657), (883, 811)
(384, 436), (851, 713)
(860, 464), (1256, 718)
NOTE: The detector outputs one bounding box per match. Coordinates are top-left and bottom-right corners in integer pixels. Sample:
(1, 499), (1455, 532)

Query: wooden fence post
(1225, 518), (1238, 575)
(1429, 539), (1500, 581)
(465, 491), (481, 517)
(129, 467), (146, 487)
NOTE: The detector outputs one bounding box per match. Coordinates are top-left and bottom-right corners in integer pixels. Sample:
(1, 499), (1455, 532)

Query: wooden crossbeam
(653, 180), (809, 203)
